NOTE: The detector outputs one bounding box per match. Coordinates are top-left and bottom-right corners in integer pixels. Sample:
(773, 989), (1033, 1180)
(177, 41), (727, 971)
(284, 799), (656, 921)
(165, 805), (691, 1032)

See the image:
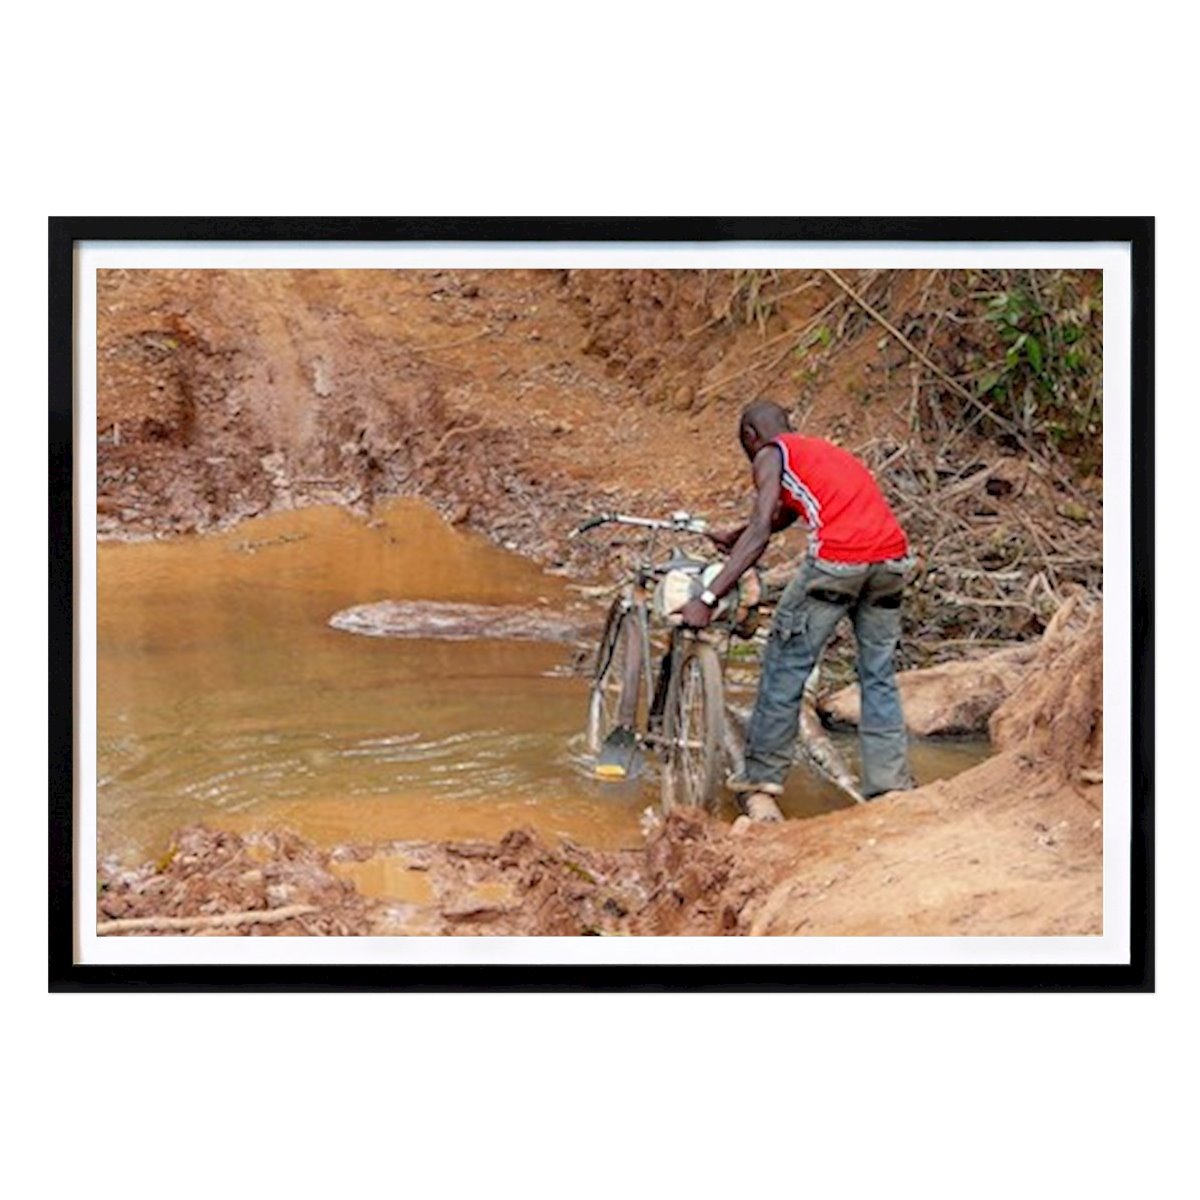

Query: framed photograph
(50, 217), (1152, 991)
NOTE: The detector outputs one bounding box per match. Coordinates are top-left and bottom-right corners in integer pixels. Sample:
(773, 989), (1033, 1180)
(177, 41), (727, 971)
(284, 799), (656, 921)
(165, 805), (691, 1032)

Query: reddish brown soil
(730, 600), (1103, 936)
(94, 269), (1105, 937)
(96, 269), (974, 574)
(97, 826), (377, 937)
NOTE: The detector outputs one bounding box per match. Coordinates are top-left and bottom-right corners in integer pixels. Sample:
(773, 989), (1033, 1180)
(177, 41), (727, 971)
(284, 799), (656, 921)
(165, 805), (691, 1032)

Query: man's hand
(678, 597), (714, 629)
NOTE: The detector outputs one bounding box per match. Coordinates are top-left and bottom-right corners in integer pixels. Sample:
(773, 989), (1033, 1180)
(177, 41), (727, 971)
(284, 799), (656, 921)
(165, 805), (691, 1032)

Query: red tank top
(768, 434), (908, 562)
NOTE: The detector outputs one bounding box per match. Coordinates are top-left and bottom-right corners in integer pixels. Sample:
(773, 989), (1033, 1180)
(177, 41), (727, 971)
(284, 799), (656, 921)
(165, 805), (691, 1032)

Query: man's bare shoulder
(752, 444), (783, 485)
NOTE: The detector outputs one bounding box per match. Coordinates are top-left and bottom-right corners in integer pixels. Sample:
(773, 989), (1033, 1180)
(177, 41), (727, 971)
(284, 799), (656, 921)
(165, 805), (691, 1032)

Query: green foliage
(967, 272), (1103, 471)
(792, 324), (832, 358)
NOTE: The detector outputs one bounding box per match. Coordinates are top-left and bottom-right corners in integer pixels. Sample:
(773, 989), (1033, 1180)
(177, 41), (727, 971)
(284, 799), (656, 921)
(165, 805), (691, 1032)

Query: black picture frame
(50, 216), (1154, 992)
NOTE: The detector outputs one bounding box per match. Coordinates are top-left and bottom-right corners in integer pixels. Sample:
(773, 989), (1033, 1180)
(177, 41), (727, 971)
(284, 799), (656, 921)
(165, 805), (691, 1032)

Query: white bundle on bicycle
(652, 561), (763, 637)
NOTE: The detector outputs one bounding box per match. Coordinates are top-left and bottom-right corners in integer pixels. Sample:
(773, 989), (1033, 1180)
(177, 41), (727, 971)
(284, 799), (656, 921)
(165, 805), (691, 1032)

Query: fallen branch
(97, 904), (320, 935)
(822, 268), (1081, 496)
(824, 268), (1003, 413)
(941, 592), (1045, 612)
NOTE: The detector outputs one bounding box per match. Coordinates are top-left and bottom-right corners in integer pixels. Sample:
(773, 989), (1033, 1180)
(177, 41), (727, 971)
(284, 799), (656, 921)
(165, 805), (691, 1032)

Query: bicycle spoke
(674, 657), (706, 805)
(588, 605), (644, 758)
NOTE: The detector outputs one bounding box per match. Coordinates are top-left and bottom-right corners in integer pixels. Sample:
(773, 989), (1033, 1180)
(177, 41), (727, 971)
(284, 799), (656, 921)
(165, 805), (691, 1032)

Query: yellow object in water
(594, 763), (628, 780)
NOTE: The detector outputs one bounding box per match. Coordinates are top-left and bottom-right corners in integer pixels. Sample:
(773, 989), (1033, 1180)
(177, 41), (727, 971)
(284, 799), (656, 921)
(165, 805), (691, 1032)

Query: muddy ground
(95, 269), (1104, 937)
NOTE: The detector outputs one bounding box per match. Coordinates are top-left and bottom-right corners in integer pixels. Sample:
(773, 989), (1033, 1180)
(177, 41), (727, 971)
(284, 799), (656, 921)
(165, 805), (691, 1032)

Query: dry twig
(98, 905), (320, 935)
(822, 268), (1082, 497)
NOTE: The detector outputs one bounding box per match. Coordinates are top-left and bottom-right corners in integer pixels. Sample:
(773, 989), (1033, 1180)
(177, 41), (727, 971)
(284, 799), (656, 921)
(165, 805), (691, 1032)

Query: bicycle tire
(585, 599), (643, 756)
(661, 639), (726, 813)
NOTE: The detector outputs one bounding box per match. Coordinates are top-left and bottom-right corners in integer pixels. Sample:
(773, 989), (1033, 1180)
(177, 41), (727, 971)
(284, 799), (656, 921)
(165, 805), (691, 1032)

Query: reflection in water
(98, 500), (989, 863)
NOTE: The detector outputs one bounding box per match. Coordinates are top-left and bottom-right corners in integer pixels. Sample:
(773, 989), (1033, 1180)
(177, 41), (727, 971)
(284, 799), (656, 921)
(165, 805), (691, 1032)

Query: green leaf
(977, 369), (1001, 395)
(1026, 334), (1043, 372)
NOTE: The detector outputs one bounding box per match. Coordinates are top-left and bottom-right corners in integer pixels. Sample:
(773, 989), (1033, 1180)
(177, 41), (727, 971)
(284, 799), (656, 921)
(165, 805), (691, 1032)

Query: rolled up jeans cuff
(858, 726), (913, 797)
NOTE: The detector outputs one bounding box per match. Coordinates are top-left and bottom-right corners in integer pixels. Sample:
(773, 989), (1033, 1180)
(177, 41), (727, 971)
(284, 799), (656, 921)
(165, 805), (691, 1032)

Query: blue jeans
(743, 556), (914, 798)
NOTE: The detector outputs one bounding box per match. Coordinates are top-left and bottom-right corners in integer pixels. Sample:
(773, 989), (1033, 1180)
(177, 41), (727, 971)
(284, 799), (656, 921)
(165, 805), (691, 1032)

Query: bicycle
(569, 511), (763, 813)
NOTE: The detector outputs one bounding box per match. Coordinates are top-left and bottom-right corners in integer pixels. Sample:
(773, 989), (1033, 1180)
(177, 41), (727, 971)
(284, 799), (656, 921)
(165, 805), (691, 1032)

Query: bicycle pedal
(595, 726), (645, 781)
(594, 762), (629, 780)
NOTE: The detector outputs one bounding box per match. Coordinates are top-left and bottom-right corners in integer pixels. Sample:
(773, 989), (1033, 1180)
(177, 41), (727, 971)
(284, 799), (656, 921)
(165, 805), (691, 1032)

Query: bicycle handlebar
(568, 511), (710, 540)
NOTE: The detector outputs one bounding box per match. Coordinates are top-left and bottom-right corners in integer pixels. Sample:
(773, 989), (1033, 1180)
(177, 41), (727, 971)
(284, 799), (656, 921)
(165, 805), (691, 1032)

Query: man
(679, 399), (914, 822)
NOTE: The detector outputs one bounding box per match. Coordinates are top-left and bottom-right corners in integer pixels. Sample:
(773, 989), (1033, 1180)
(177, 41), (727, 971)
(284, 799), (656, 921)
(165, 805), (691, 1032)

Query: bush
(951, 270), (1103, 475)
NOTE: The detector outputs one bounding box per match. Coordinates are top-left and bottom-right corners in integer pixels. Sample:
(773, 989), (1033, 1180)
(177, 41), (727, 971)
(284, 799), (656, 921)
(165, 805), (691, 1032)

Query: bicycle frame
(601, 582), (722, 754)
(577, 509), (865, 809)
(578, 511), (753, 808)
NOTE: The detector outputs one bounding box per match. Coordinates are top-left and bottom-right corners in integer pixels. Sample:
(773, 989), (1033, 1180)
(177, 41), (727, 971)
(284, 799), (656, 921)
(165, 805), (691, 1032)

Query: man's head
(738, 399), (792, 460)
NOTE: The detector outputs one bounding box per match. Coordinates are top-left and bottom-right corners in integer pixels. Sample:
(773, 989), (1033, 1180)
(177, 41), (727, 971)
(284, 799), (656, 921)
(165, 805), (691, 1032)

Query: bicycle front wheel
(661, 639), (726, 812)
(586, 599), (643, 757)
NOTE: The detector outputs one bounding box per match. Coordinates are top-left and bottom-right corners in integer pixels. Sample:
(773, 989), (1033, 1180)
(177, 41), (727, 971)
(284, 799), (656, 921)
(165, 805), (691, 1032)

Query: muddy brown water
(98, 500), (989, 866)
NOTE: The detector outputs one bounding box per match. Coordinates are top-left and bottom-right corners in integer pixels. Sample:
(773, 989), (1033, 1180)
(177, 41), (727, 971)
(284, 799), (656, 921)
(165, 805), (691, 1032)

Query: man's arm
(709, 503), (798, 551)
(680, 448), (784, 627)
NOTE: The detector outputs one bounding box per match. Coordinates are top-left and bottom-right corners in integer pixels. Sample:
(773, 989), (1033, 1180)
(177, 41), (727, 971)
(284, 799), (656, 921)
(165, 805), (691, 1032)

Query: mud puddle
(99, 499), (631, 862)
(98, 499), (988, 868)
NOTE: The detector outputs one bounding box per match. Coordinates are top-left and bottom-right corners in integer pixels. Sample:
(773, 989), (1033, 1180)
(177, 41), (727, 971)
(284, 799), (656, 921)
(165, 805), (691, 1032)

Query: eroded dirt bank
(96, 268), (1105, 936)
(97, 268), (764, 575)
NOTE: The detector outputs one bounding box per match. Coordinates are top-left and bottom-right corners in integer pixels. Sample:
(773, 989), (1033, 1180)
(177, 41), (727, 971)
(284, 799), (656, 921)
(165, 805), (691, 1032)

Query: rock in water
(329, 599), (588, 642)
(820, 645), (1036, 737)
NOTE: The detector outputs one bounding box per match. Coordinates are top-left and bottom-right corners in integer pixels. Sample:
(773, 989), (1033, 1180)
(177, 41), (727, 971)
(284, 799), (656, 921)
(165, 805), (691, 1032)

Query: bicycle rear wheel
(661, 639), (726, 812)
(586, 599), (643, 757)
